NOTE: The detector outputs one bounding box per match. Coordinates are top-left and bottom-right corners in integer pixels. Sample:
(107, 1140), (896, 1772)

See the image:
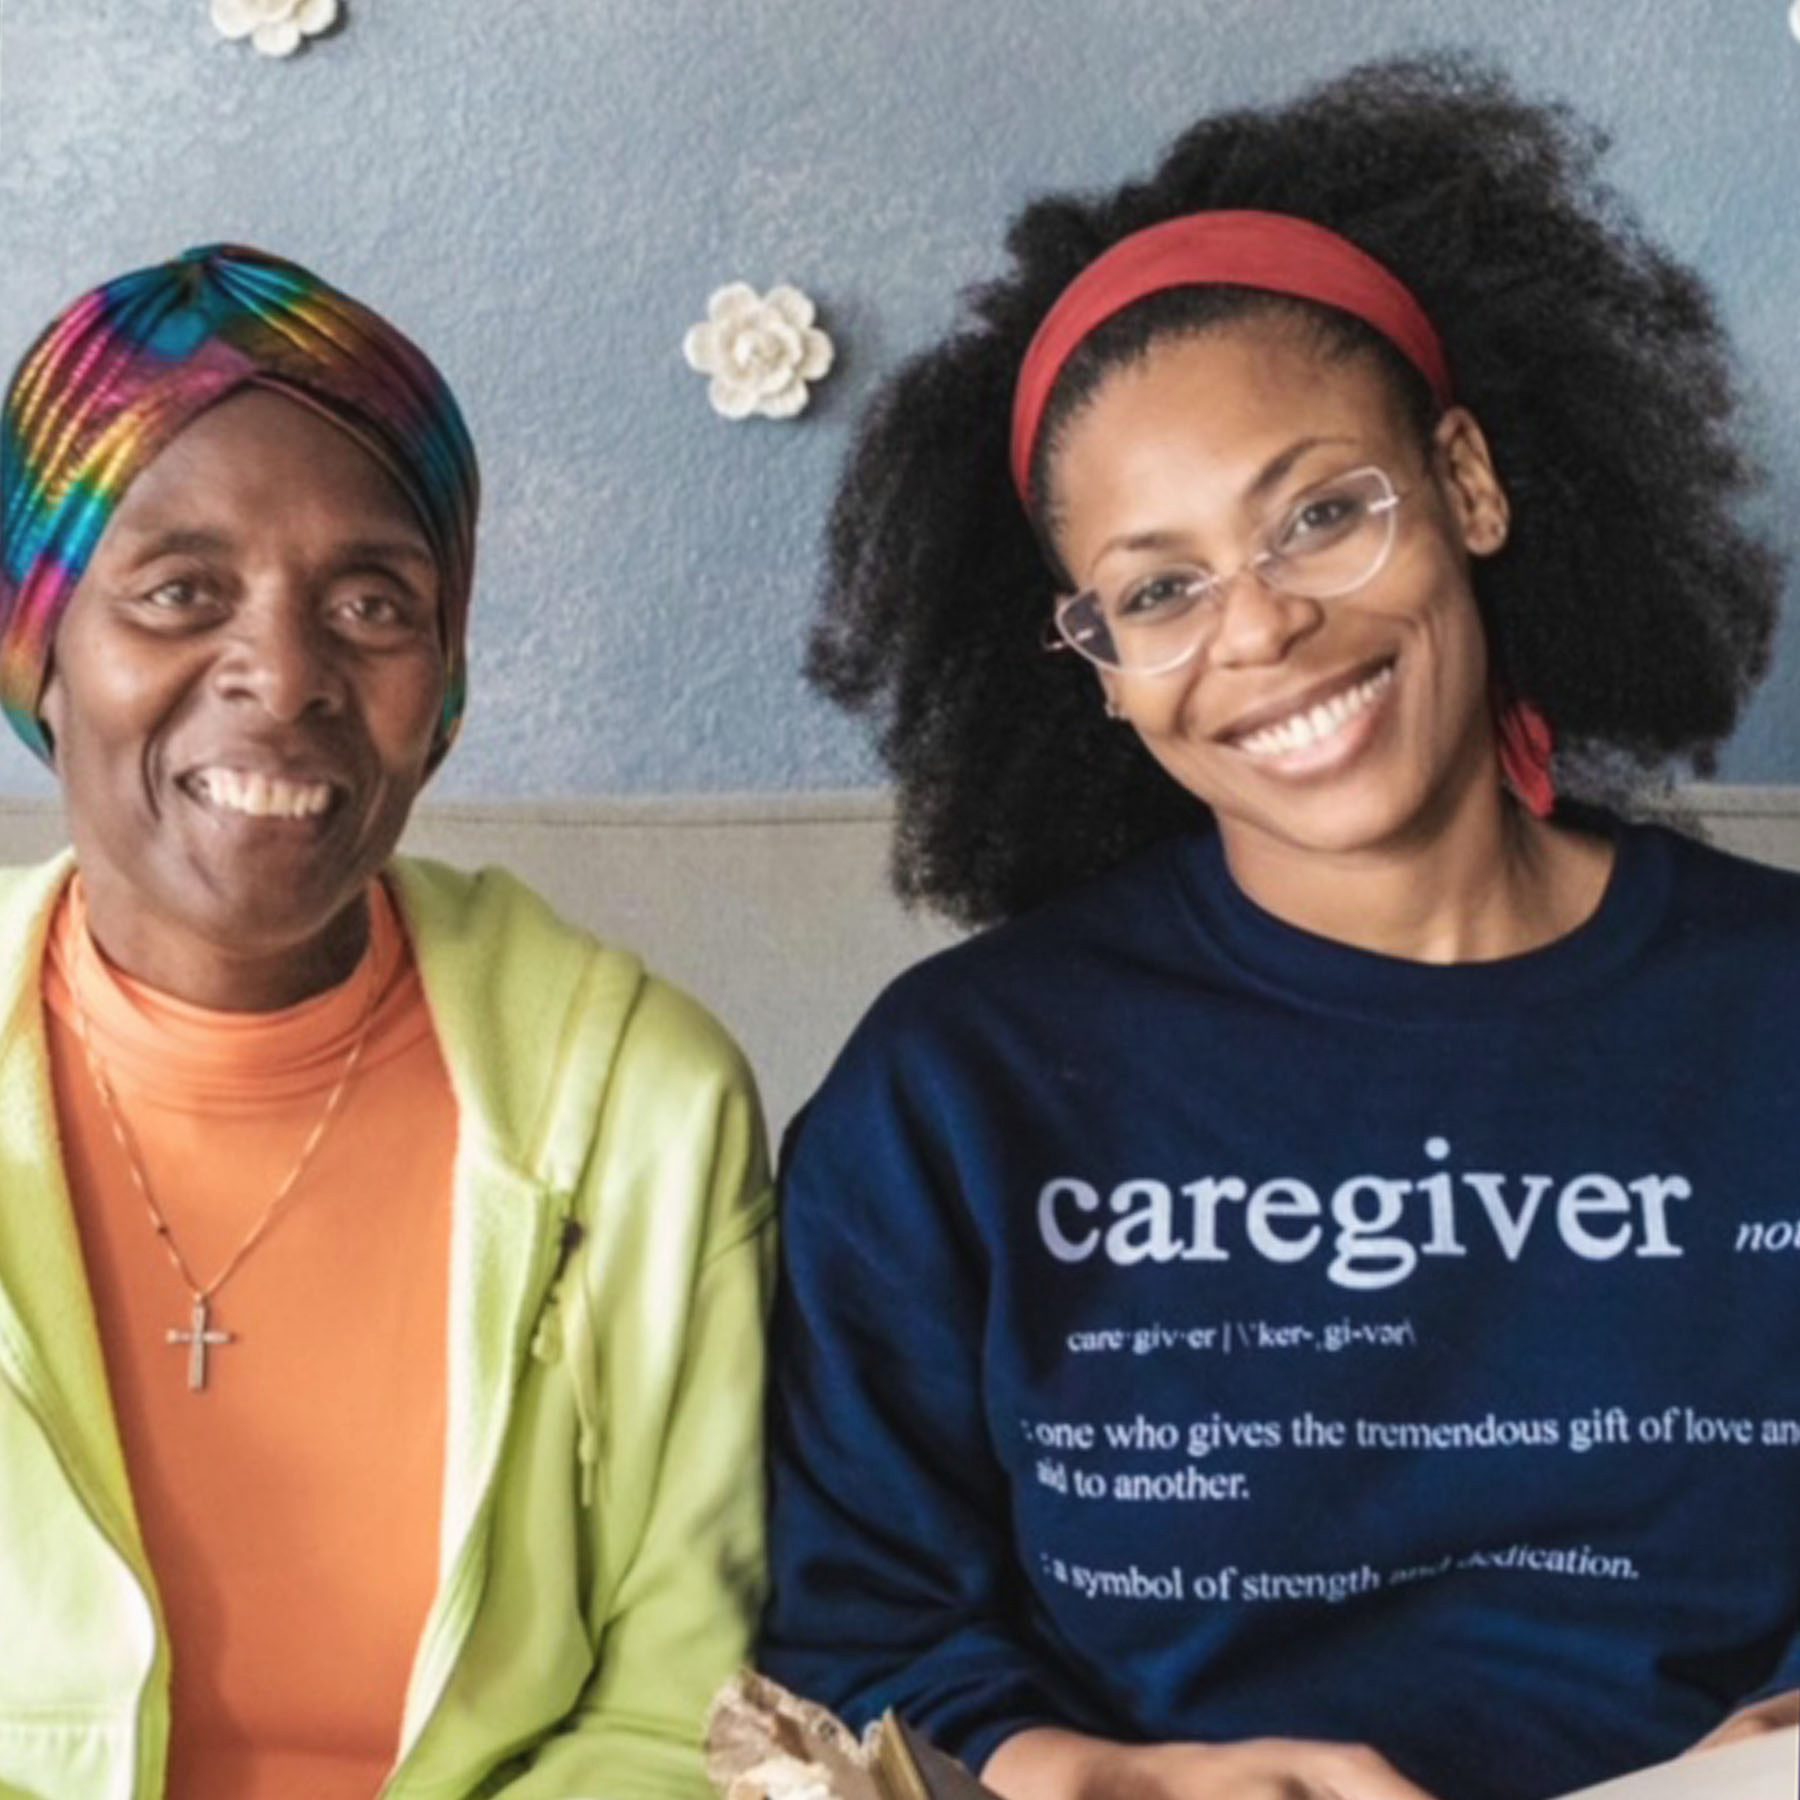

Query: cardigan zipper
(377, 1193), (561, 1796)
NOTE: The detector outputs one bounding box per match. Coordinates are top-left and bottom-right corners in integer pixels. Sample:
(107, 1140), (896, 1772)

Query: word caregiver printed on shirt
(1035, 1136), (1690, 1288)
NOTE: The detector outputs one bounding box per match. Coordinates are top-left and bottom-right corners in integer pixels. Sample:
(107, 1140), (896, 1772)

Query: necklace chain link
(67, 943), (382, 1390)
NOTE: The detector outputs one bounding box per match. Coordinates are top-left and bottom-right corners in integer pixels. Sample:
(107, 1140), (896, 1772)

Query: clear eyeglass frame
(1048, 463), (1406, 677)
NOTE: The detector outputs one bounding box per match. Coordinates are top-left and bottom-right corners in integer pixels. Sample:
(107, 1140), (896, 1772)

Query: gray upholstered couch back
(7, 787), (1796, 1138)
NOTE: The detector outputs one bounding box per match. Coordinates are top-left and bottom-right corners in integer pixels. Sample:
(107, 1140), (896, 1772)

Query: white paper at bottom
(1554, 1727), (1798, 1800)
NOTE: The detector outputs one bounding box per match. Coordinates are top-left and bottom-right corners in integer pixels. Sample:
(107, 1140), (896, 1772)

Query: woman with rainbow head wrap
(0, 245), (771, 1800)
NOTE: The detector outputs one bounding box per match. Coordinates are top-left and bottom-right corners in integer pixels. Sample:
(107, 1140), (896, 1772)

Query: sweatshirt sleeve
(758, 1014), (1106, 1774)
(489, 983), (775, 1800)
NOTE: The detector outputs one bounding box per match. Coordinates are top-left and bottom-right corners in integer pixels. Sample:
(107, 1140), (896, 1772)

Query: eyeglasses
(1050, 464), (1406, 675)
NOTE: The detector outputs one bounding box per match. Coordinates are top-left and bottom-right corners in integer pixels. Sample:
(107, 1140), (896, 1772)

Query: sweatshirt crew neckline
(1172, 822), (1672, 1022)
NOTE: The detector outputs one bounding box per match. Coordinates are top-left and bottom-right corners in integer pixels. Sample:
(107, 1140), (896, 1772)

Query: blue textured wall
(4, 0), (1798, 799)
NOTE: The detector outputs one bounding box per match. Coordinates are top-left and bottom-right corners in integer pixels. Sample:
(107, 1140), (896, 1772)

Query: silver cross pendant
(167, 1297), (234, 1392)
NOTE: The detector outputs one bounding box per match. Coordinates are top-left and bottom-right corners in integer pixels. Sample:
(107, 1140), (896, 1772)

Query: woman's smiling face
(1047, 320), (1510, 869)
(41, 387), (446, 995)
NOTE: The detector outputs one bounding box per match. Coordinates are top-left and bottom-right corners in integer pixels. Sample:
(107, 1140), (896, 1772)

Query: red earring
(1495, 695), (1555, 818)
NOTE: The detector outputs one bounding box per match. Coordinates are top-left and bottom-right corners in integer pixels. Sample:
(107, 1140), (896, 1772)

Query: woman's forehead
(102, 390), (432, 554)
(1049, 326), (1410, 542)
(1080, 323), (1407, 455)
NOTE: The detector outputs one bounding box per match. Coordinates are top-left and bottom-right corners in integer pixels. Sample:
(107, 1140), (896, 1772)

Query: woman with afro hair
(759, 54), (1800, 1800)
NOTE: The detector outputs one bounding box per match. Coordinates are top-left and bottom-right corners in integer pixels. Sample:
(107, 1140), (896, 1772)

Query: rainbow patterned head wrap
(0, 243), (479, 763)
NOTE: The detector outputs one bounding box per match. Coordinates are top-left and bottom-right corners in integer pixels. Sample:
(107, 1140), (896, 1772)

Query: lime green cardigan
(0, 853), (773, 1799)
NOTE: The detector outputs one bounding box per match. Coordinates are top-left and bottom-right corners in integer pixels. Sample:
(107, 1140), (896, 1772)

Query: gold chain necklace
(69, 952), (382, 1394)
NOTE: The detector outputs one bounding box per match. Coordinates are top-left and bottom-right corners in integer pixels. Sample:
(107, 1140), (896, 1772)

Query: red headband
(1009, 210), (1453, 504)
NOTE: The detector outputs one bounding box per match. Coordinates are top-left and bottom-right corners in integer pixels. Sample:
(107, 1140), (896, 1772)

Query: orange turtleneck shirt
(42, 877), (456, 1800)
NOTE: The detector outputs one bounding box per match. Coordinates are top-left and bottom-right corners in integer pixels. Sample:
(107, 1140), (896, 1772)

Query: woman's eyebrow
(1092, 434), (1362, 566)
(113, 526), (436, 572)
(115, 526), (235, 561)
(332, 537), (438, 572)
(1242, 434), (1357, 504)
(1096, 526), (1192, 563)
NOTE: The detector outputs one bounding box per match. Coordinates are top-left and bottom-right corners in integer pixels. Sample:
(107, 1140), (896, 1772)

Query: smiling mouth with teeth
(1232, 664), (1396, 760)
(190, 768), (337, 820)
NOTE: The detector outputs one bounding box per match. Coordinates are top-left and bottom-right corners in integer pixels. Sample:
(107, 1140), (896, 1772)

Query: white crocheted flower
(211, 0), (338, 58)
(683, 284), (834, 420)
(1791, 0), (1800, 42)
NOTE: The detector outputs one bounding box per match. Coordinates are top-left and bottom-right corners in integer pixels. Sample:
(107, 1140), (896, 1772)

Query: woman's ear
(37, 666), (62, 765)
(1432, 406), (1510, 558)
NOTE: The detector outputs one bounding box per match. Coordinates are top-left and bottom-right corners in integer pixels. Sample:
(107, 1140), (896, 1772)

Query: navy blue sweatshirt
(761, 824), (1800, 1800)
